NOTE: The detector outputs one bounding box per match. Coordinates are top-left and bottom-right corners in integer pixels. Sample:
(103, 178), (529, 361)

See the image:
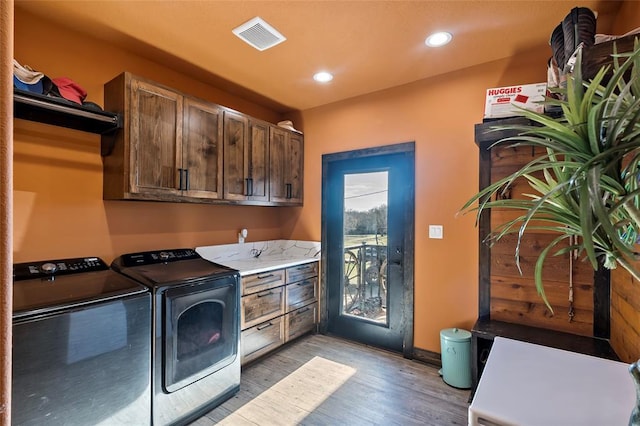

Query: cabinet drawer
(241, 316), (285, 365)
(241, 286), (285, 330)
(242, 269), (285, 296)
(285, 262), (318, 283)
(285, 303), (317, 342)
(285, 277), (318, 312)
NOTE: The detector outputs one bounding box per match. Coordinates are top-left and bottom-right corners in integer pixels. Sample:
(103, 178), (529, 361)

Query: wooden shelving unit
(13, 89), (121, 136)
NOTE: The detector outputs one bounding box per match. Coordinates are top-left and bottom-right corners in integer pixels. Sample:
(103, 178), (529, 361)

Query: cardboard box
(484, 83), (546, 119)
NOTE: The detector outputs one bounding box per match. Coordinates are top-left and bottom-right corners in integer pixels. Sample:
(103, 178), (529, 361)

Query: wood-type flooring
(190, 334), (470, 425)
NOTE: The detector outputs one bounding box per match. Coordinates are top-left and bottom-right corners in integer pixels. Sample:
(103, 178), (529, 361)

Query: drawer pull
(297, 280), (313, 286)
(297, 307), (311, 314)
(296, 265), (312, 270)
(257, 322), (274, 331)
(257, 273), (275, 280)
(257, 291), (274, 298)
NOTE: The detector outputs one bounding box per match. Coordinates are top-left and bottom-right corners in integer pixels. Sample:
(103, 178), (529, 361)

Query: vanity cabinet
(102, 72), (223, 202)
(269, 126), (303, 205)
(223, 112), (269, 203)
(240, 261), (319, 365)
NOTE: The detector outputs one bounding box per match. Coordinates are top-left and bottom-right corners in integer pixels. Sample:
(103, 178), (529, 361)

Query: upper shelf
(13, 89), (122, 135)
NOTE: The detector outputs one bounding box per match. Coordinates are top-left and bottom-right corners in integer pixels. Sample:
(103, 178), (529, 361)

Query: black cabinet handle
(257, 273), (274, 280)
(185, 169), (190, 190)
(249, 178), (254, 196)
(297, 280), (313, 286)
(286, 183), (292, 199)
(257, 322), (274, 331)
(178, 168), (184, 190)
(297, 307), (311, 314)
(245, 178), (250, 196)
(257, 291), (274, 298)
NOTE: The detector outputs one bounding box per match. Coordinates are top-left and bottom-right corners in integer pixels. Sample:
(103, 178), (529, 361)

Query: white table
(468, 337), (636, 426)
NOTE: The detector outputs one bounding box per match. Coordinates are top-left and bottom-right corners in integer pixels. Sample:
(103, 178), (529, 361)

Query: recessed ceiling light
(313, 71), (333, 83)
(425, 31), (452, 47)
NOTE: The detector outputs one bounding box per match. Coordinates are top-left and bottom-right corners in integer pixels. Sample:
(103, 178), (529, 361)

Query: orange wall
(285, 46), (552, 351)
(13, 9), (289, 264)
(613, 1), (640, 33)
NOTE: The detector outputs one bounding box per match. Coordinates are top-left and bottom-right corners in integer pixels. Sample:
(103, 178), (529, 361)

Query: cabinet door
(223, 111), (249, 201)
(248, 119), (269, 202)
(286, 132), (304, 204)
(130, 78), (182, 197)
(269, 126), (303, 204)
(182, 97), (223, 199)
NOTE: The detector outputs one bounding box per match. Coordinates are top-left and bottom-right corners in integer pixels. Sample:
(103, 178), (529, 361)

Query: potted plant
(462, 40), (640, 312)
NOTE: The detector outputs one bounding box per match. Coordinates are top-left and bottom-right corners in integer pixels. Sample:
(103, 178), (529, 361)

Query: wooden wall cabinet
(102, 72), (223, 202)
(269, 126), (303, 205)
(223, 112), (269, 203)
(240, 261), (319, 365)
(103, 72), (303, 206)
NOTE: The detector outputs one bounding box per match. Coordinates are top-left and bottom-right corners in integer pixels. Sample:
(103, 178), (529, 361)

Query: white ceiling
(15, 0), (624, 113)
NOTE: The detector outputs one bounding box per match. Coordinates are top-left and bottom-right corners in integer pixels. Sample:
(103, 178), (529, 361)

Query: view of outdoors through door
(342, 171), (388, 324)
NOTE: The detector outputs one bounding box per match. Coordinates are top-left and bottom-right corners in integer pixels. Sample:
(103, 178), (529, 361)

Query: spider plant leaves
(578, 174), (598, 270)
(461, 39), (640, 313)
(534, 234), (571, 313)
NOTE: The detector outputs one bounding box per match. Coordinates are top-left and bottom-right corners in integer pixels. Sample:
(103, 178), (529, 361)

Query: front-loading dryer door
(163, 275), (239, 392)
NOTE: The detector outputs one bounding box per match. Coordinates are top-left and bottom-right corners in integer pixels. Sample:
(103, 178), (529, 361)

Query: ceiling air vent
(232, 17), (286, 51)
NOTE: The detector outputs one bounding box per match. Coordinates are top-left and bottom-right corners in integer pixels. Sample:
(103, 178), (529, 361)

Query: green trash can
(439, 328), (472, 389)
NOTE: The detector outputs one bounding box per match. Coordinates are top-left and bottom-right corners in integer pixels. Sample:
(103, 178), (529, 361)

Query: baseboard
(413, 347), (441, 368)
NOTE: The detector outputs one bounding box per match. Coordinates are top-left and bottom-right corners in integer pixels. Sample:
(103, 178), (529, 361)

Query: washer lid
(111, 249), (238, 287)
(13, 258), (148, 319)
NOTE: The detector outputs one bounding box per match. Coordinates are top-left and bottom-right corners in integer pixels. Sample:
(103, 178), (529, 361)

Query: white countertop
(196, 240), (321, 276)
(468, 337), (635, 426)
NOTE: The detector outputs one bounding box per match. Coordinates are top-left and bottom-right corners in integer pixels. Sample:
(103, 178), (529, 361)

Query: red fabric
(52, 77), (87, 104)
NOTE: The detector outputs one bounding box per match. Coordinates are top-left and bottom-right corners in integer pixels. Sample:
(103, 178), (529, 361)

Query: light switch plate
(429, 225), (443, 239)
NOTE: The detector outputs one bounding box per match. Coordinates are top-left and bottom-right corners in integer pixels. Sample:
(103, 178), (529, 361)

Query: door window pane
(342, 172), (388, 324)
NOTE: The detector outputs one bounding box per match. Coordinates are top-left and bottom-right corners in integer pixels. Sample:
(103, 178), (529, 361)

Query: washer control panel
(13, 257), (109, 281)
(116, 249), (199, 267)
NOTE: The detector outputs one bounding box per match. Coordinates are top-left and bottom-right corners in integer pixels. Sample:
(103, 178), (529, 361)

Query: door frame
(320, 141), (415, 358)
